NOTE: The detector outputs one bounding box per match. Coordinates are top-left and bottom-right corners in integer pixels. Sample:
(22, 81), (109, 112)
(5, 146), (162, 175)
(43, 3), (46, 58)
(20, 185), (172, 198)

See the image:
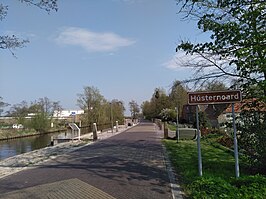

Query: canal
(0, 131), (78, 161)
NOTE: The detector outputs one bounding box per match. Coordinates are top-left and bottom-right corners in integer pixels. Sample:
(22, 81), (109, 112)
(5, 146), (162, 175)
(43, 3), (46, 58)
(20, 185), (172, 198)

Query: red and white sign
(188, 90), (242, 105)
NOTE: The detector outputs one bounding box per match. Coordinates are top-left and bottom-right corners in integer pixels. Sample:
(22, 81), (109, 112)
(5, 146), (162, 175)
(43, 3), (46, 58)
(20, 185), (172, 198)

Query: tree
(153, 88), (171, 118)
(202, 81), (228, 127)
(176, 0), (266, 101)
(203, 80), (227, 92)
(77, 86), (108, 125)
(37, 97), (61, 116)
(129, 100), (140, 119)
(1, 0), (58, 55)
(237, 101), (266, 173)
(30, 112), (51, 132)
(159, 108), (177, 122)
(169, 80), (188, 120)
(7, 101), (27, 126)
(141, 101), (153, 120)
(7, 98), (61, 131)
(176, 0), (266, 172)
(0, 97), (9, 116)
(110, 99), (125, 124)
(141, 88), (171, 120)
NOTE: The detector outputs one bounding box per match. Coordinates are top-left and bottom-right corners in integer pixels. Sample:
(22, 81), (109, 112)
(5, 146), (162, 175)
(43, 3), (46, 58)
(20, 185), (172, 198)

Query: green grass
(167, 123), (176, 131)
(164, 139), (266, 198)
(0, 129), (38, 139)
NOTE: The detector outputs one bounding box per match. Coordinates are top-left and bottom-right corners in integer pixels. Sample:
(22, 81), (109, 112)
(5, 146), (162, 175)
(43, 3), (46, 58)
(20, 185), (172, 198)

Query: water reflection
(56, 130), (80, 139)
(0, 132), (63, 161)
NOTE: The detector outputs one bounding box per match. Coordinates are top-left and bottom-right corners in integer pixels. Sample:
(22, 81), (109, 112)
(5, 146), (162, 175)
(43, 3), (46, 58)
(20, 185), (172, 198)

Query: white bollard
(116, 121), (119, 132)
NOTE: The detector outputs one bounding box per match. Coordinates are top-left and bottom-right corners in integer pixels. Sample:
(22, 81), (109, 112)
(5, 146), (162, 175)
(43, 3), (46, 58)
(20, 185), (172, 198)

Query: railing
(68, 123), (80, 140)
(79, 122), (116, 135)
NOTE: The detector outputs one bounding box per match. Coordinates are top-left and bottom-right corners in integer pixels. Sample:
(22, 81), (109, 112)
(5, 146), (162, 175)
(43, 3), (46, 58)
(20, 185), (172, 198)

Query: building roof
(223, 98), (266, 113)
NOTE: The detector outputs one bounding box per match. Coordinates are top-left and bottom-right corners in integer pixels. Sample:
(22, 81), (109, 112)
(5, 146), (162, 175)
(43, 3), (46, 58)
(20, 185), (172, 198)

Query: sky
(0, 0), (208, 115)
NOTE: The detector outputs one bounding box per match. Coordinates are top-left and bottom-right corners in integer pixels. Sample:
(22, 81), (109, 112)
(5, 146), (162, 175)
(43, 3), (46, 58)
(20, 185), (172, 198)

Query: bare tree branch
(0, 3), (8, 20)
(0, 35), (29, 57)
(1, 1), (58, 56)
(19, 0), (58, 13)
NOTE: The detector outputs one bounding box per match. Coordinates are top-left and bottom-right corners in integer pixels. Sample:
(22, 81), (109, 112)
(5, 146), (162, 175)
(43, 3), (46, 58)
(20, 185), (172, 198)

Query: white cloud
(55, 27), (136, 52)
(162, 55), (179, 70)
(163, 50), (220, 71)
(163, 50), (234, 82)
(162, 51), (196, 71)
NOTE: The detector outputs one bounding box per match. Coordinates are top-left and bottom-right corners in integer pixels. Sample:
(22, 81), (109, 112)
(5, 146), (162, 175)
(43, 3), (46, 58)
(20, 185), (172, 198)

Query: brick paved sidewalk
(0, 122), (180, 199)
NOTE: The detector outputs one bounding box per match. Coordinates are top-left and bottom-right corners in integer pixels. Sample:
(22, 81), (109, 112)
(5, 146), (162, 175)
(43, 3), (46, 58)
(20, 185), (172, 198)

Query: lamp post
(89, 106), (94, 135)
(176, 106), (180, 142)
(110, 102), (114, 133)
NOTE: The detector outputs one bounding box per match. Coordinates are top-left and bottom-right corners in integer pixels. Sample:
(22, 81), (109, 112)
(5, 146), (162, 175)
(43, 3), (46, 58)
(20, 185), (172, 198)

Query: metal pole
(176, 107), (179, 142)
(196, 105), (202, 176)
(232, 103), (240, 178)
(110, 103), (114, 133)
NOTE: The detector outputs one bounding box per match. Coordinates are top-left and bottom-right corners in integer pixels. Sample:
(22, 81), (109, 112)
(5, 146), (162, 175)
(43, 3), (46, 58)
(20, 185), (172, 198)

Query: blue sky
(1, 0), (208, 115)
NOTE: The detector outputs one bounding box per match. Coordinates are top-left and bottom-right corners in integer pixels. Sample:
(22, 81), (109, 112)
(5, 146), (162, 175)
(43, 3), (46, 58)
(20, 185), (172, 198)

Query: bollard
(116, 121), (119, 132)
(51, 136), (54, 146)
(93, 123), (98, 141)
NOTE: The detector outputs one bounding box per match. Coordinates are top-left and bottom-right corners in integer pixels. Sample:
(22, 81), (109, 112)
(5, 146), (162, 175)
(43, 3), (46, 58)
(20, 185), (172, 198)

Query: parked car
(12, 124), (24, 129)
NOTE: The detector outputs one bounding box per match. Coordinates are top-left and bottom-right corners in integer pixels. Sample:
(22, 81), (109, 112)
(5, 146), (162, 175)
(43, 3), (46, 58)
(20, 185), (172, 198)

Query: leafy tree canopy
(129, 100), (140, 119)
(0, 96), (10, 116)
(176, 0), (266, 101)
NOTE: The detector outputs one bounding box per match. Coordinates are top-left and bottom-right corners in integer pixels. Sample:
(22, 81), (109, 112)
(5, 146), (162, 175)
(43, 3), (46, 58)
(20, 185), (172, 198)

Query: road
(0, 122), (174, 199)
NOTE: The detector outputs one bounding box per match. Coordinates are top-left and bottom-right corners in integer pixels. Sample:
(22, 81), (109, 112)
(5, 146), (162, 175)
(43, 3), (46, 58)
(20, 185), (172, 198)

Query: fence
(79, 122), (116, 135)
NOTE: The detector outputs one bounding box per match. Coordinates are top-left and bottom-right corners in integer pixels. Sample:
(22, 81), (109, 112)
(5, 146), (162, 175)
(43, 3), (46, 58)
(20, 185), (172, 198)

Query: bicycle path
(0, 122), (180, 199)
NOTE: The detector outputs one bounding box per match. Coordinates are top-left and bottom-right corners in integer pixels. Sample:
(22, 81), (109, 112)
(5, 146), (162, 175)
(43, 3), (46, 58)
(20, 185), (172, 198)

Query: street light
(87, 106), (93, 133)
(110, 102), (114, 133)
(176, 107), (180, 142)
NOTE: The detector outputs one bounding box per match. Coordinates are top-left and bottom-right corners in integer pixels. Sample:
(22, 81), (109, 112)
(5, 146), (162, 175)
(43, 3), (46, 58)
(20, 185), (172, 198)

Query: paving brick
(0, 178), (116, 199)
(0, 122), (179, 199)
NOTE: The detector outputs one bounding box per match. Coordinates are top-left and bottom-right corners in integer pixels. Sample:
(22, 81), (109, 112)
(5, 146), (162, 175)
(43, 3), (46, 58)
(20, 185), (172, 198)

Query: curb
(162, 145), (184, 199)
(154, 123), (184, 199)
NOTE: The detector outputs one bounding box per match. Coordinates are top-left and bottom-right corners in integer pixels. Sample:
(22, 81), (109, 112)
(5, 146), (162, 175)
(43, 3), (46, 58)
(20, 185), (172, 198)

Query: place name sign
(188, 90), (242, 105)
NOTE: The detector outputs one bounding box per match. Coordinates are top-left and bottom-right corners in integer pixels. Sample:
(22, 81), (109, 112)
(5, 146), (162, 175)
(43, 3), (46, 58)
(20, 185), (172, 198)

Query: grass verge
(163, 139), (266, 198)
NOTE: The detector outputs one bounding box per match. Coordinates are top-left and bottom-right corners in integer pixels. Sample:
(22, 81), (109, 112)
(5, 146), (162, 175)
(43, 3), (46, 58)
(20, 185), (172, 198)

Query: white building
(53, 110), (84, 118)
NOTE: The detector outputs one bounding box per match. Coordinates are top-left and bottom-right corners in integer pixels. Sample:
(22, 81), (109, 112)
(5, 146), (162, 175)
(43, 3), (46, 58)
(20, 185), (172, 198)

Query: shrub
(231, 175), (266, 198)
(29, 112), (51, 132)
(188, 177), (234, 198)
(238, 110), (266, 174)
(217, 135), (234, 148)
(188, 176), (266, 199)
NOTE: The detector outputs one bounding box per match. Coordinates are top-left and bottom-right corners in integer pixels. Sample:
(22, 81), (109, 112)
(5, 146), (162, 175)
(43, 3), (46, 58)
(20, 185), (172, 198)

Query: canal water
(0, 130), (78, 161)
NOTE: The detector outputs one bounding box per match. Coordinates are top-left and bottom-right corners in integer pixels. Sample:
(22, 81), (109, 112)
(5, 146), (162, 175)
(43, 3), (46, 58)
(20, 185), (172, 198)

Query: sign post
(232, 103), (240, 178)
(196, 105), (202, 176)
(188, 90), (242, 177)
